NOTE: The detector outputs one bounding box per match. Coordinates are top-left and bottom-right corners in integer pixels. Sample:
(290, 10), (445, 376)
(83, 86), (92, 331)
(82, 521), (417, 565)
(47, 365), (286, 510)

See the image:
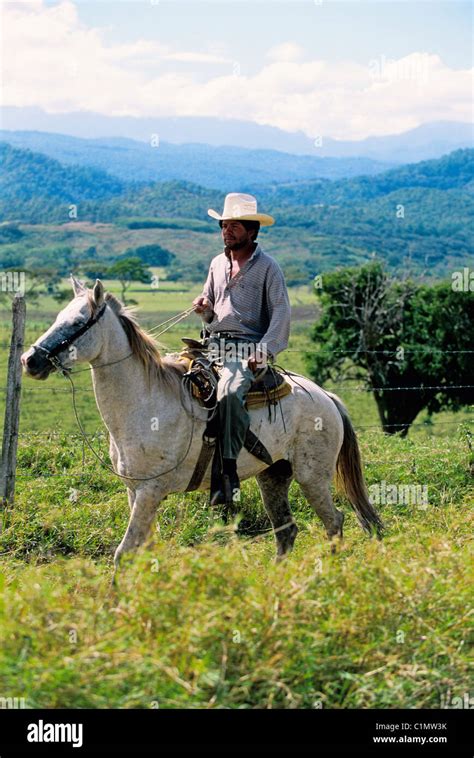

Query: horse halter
(34, 302), (107, 372)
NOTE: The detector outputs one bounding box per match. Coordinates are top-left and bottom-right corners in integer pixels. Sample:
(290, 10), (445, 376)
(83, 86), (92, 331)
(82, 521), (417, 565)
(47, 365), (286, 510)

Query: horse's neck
(89, 316), (158, 438)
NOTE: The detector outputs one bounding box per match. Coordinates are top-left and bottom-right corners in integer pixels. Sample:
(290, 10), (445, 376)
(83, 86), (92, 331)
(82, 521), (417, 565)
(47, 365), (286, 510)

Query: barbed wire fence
(1, 315), (472, 491)
(5, 379), (473, 483)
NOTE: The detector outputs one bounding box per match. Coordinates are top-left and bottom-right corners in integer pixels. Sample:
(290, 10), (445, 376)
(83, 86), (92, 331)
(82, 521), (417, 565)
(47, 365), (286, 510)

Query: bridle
(33, 302), (108, 372)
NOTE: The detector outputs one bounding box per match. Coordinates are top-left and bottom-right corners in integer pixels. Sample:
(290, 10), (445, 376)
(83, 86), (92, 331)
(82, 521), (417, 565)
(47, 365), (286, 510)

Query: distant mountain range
(1, 141), (471, 218)
(0, 142), (472, 280)
(0, 130), (394, 189)
(1, 107), (472, 162)
(256, 149), (474, 206)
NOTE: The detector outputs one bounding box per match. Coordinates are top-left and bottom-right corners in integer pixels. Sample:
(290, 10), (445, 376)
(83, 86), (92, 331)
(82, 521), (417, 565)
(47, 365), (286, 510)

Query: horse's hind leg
(256, 459), (298, 561)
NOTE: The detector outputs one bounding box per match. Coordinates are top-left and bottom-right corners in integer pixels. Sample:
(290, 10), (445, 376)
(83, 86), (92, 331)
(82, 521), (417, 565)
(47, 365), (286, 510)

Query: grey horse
(21, 277), (383, 575)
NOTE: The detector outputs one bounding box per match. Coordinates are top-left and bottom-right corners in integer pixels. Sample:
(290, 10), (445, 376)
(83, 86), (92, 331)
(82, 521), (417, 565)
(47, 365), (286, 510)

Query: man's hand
(193, 296), (212, 314)
(248, 348), (268, 374)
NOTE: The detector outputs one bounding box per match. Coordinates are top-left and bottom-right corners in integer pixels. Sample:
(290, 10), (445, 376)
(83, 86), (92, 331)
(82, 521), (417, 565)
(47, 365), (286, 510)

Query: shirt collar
(250, 243), (262, 261)
(224, 243), (261, 262)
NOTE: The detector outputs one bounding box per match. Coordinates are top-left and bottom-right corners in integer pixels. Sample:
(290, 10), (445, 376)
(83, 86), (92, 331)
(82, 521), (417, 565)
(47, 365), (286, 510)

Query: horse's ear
(70, 274), (86, 297)
(93, 279), (105, 308)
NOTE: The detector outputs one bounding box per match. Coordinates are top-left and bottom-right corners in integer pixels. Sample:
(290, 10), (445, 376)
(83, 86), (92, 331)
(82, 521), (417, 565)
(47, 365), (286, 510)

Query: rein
(64, 370), (196, 482)
(150, 306), (197, 338)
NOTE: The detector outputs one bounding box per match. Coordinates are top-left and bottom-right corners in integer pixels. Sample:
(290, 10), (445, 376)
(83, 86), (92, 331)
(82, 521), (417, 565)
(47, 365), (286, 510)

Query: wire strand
(64, 371), (197, 482)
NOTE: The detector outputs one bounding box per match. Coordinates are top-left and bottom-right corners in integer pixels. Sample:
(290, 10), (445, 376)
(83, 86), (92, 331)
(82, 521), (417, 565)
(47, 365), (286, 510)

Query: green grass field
(0, 280), (472, 709)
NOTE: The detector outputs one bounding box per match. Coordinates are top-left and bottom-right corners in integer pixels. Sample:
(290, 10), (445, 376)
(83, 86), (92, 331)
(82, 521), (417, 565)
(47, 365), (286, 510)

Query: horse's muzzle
(21, 346), (55, 380)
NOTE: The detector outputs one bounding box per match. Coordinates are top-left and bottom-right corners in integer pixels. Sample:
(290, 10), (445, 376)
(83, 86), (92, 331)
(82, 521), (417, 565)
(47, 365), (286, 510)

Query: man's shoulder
(209, 252), (227, 268)
(258, 248), (278, 265)
(257, 248), (285, 276)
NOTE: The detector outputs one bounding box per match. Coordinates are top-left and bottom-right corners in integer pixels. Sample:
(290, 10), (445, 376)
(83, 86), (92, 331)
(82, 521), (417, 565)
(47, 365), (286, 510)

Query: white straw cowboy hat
(208, 193), (275, 226)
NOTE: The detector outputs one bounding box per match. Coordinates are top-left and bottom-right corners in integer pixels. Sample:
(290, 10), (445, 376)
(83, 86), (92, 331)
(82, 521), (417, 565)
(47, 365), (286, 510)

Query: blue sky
(4, 0), (473, 140)
(66, 0), (473, 70)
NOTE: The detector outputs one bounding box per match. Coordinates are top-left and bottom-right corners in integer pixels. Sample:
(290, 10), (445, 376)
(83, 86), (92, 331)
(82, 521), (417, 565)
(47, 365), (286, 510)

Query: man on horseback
(193, 193), (291, 506)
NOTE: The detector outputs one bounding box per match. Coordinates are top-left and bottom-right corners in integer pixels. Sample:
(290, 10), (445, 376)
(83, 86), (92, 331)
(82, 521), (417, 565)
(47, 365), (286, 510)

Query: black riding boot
(210, 457), (240, 510)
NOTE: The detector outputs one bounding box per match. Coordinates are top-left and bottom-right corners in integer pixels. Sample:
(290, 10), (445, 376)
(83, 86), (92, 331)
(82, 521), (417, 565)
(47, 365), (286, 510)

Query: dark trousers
(210, 338), (256, 460)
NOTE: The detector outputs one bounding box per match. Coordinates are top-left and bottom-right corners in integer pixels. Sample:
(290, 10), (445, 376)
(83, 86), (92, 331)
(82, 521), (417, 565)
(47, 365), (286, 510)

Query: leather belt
(210, 332), (256, 341)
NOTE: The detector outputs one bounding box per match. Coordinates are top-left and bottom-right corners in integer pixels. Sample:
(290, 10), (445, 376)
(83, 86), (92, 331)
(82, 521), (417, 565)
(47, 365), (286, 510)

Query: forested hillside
(0, 131), (394, 188)
(0, 143), (472, 281)
(256, 149), (474, 205)
(0, 143), (127, 203)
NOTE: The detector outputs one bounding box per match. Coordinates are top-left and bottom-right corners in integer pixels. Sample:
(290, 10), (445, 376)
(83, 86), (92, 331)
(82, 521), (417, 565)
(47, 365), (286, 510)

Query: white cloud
(2, 1), (472, 139)
(266, 42), (306, 62)
(164, 52), (232, 64)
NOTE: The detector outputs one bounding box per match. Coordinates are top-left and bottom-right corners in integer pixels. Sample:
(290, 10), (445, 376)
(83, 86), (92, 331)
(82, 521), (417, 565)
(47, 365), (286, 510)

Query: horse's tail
(326, 391), (384, 538)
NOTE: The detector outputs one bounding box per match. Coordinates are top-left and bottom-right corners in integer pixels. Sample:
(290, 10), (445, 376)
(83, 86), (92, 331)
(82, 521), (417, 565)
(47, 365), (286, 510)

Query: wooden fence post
(0, 293), (26, 520)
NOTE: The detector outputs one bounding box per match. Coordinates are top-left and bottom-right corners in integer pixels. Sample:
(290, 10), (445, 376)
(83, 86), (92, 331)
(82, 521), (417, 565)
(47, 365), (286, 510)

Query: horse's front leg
(113, 483), (162, 579)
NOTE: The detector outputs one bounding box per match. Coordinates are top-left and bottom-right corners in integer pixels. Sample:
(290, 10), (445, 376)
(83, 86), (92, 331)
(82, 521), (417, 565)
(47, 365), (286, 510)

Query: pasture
(0, 279), (472, 709)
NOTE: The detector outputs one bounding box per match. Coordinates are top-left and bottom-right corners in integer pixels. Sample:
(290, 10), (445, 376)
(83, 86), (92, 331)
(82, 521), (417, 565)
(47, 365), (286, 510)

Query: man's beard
(225, 238), (251, 252)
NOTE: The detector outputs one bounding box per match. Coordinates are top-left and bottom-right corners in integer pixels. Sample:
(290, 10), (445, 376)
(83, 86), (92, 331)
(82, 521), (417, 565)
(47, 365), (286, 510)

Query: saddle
(178, 338), (292, 410)
(179, 338), (292, 496)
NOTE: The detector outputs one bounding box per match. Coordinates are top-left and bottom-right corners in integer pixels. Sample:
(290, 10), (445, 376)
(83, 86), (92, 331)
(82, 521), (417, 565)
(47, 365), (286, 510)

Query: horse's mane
(89, 291), (186, 391)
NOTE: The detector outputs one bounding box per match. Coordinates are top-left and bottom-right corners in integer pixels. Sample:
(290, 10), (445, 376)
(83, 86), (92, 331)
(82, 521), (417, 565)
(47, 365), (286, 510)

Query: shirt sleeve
(256, 263), (291, 360)
(200, 262), (215, 324)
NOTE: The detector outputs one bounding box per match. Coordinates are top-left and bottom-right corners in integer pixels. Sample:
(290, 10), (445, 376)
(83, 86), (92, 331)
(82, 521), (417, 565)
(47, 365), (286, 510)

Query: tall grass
(0, 283), (472, 709)
(0, 431), (472, 709)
